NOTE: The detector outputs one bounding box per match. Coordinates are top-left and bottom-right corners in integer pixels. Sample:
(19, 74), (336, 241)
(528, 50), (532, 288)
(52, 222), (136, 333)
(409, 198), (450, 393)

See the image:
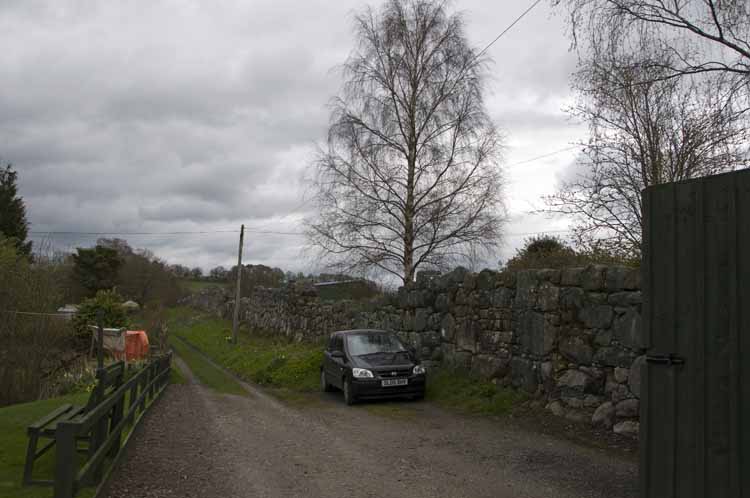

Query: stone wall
(199, 265), (644, 437)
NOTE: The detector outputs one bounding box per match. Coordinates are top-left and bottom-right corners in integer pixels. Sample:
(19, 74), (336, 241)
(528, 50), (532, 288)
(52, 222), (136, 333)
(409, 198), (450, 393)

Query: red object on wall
(125, 330), (149, 361)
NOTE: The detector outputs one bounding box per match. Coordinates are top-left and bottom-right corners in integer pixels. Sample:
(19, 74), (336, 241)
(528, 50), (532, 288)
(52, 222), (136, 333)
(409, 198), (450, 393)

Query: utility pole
(231, 224), (244, 344)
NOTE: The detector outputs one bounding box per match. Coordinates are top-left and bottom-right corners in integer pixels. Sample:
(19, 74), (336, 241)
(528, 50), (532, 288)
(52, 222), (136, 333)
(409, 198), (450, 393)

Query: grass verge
(167, 308), (323, 392)
(167, 307), (527, 417)
(168, 336), (246, 396)
(0, 393), (95, 498)
(426, 367), (528, 416)
(169, 365), (187, 385)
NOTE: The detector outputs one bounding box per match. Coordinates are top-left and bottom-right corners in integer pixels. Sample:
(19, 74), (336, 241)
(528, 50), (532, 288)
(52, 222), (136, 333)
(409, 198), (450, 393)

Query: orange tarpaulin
(124, 330), (149, 361)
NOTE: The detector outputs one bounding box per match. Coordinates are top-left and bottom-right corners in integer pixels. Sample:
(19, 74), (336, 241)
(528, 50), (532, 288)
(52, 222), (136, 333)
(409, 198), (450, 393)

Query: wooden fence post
(53, 422), (77, 498)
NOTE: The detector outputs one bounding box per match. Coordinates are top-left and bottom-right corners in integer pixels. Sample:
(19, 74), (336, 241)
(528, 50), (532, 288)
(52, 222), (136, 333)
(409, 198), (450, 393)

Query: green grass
(168, 336), (246, 396)
(169, 366), (187, 385)
(426, 367), (528, 415)
(167, 308), (527, 418)
(0, 393), (95, 498)
(167, 308), (323, 392)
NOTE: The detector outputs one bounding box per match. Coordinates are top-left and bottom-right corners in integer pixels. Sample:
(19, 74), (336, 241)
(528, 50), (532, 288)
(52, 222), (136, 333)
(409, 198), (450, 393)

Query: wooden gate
(641, 169), (749, 498)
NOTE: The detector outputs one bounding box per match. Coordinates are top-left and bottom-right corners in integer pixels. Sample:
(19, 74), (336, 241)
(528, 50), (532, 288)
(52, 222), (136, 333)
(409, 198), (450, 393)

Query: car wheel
(321, 370), (334, 392)
(343, 378), (356, 405)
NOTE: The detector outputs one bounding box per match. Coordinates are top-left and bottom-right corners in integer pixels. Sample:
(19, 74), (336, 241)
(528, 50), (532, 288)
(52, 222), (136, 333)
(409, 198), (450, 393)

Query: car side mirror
(408, 346), (417, 357)
(331, 350), (345, 360)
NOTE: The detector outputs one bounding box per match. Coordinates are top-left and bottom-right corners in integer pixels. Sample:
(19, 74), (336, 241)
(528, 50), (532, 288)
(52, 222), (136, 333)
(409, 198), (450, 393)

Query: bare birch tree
(545, 53), (748, 258)
(308, 0), (505, 284)
(556, 0), (750, 89)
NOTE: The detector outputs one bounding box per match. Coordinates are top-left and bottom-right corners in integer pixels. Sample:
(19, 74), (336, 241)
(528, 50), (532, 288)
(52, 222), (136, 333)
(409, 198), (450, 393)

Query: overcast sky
(1, 0), (585, 274)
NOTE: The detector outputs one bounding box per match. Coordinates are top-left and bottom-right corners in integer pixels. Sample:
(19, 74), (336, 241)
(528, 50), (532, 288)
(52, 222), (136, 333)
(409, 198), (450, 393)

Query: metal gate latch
(646, 353), (685, 366)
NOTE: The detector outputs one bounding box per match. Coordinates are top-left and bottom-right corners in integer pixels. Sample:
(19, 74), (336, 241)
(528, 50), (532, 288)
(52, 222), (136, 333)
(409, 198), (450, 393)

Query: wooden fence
(53, 353), (172, 498)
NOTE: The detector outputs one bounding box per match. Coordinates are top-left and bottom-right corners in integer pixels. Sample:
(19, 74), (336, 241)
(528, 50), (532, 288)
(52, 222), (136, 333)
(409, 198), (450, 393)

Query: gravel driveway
(100, 356), (637, 498)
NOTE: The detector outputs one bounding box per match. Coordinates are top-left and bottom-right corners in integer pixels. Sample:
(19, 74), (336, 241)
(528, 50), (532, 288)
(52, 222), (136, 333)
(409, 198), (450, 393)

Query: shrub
(503, 235), (584, 271)
(72, 290), (130, 342)
(503, 234), (639, 271)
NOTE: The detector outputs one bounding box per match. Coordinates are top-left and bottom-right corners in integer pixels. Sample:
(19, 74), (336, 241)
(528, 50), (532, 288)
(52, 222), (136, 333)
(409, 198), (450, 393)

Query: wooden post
(232, 224), (244, 345)
(53, 422), (77, 498)
(96, 311), (104, 371)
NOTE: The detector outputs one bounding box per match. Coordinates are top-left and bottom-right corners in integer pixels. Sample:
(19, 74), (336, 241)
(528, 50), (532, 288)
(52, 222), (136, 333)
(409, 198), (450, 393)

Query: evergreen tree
(0, 164), (32, 256)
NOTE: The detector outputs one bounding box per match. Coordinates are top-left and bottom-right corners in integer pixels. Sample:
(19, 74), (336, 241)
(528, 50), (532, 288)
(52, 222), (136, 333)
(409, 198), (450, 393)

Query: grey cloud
(6, 0), (583, 273)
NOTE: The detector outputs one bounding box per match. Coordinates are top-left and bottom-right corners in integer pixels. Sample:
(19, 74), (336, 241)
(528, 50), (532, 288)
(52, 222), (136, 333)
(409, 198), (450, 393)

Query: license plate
(381, 378), (408, 387)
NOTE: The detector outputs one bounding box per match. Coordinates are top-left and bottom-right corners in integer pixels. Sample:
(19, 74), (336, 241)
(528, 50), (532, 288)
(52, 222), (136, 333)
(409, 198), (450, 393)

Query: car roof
(330, 329), (390, 337)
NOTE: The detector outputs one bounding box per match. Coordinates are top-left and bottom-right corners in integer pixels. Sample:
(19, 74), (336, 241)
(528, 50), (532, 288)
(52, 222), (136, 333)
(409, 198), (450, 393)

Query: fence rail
(53, 353), (172, 498)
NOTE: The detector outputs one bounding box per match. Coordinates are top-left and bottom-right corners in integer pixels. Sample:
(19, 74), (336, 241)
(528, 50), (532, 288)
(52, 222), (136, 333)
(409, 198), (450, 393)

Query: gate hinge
(646, 353), (685, 366)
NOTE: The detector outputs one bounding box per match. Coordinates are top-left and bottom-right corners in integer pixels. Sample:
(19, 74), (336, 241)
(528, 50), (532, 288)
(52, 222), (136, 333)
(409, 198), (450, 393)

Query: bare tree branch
(543, 50), (748, 257)
(307, 0), (505, 283)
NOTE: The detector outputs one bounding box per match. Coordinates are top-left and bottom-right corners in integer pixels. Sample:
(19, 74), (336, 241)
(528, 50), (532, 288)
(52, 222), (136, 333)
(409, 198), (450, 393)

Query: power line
(475, 0), (544, 60)
(0, 310), (70, 317)
(29, 230), (239, 236)
(507, 146), (581, 167)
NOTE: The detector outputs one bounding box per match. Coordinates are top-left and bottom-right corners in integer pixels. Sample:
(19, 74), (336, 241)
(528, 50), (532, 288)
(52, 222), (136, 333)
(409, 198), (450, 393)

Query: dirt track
(100, 355), (638, 498)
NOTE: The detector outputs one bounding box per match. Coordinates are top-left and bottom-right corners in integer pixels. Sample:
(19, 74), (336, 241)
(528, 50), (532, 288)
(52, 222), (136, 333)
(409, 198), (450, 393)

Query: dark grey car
(320, 329), (426, 405)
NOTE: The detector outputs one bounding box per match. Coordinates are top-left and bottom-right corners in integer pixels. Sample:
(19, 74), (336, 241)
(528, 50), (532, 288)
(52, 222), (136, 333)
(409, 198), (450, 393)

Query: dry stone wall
(192, 265), (645, 437)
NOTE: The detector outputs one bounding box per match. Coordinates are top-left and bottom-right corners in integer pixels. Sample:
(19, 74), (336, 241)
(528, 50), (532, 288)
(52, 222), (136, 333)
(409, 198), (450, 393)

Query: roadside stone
(613, 309), (641, 350)
(496, 270), (516, 288)
(414, 308), (428, 331)
(510, 357), (538, 393)
(623, 267), (640, 290)
(614, 367), (629, 384)
(440, 313), (456, 341)
(540, 361), (553, 381)
(604, 266), (628, 291)
(613, 420), (640, 438)
(453, 351), (472, 369)
(448, 266), (469, 284)
(515, 271), (538, 309)
(565, 410), (588, 424)
(610, 384), (632, 404)
(558, 369), (592, 392)
(615, 399), (640, 418)
(408, 290), (425, 308)
(593, 328), (613, 346)
(592, 402), (615, 428)
(492, 288), (513, 308)
(562, 394), (584, 409)
(581, 265), (607, 291)
(463, 272), (477, 290)
(434, 293), (450, 312)
(537, 269), (561, 284)
(546, 400), (566, 417)
(476, 269), (496, 290)
(537, 283), (560, 311)
(518, 311), (557, 356)
(560, 267), (584, 287)
(584, 394), (603, 408)
(559, 336), (593, 364)
(607, 291), (642, 307)
(629, 355), (646, 398)
(579, 305), (614, 329)
(472, 355), (510, 379)
(559, 286), (584, 310)
(455, 319), (478, 352)
(594, 346), (635, 368)
(403, 310), (415, 331)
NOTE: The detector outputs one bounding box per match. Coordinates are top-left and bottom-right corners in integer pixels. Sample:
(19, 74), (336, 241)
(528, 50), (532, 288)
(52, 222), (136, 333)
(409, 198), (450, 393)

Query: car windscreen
(346, 333), (406, 356)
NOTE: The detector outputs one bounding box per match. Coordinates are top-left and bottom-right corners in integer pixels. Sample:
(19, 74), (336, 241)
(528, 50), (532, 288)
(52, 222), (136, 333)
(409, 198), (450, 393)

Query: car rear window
(346, 333), (406, 356)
